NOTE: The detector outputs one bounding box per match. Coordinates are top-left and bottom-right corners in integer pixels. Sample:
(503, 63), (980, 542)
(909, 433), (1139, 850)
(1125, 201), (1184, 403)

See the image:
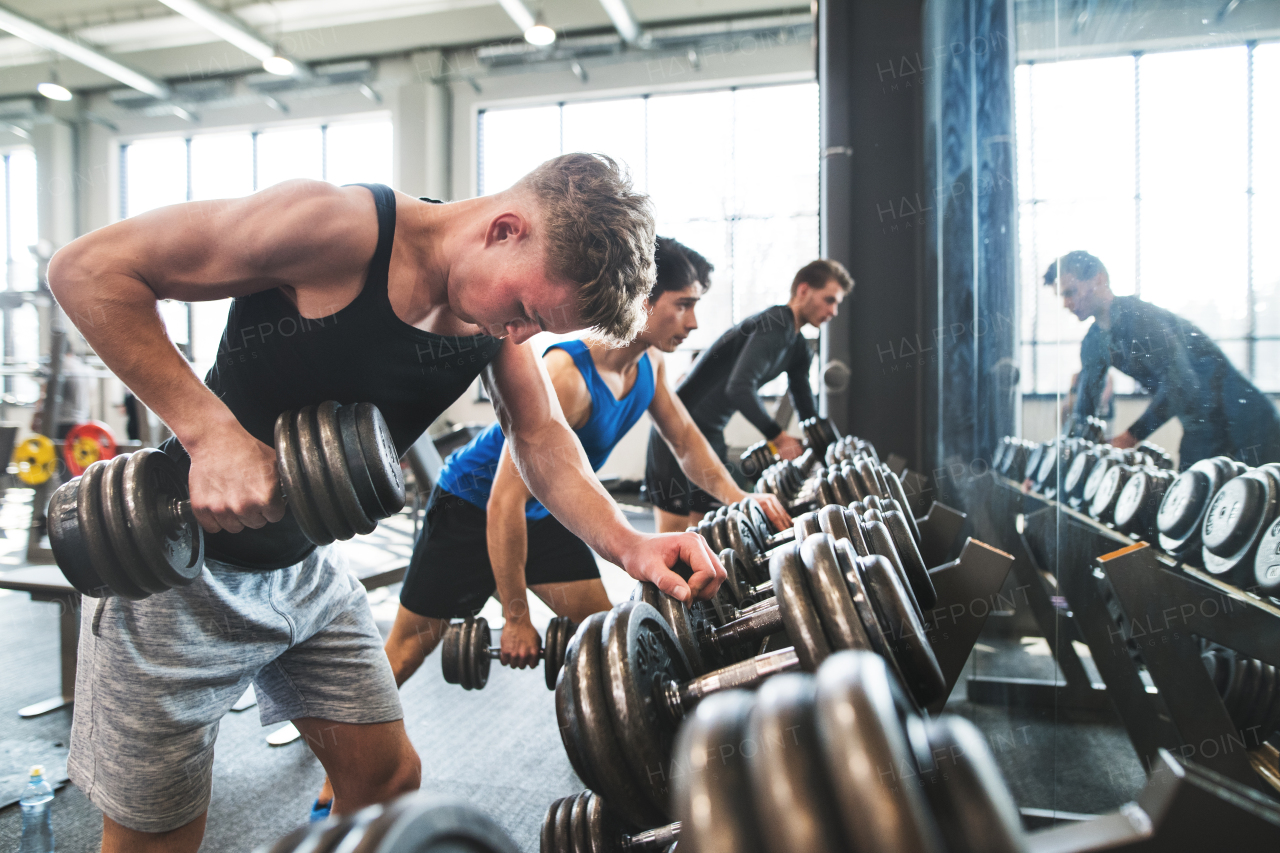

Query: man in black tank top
(48, 154), (725, 852)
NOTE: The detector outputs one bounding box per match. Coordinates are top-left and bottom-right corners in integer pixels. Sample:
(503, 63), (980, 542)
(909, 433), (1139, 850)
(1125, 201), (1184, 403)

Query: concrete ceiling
(0, 0), (806, 98)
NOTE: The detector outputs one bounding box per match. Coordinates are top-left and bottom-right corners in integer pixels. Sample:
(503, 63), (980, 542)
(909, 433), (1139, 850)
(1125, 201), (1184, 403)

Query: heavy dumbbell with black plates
(440, 615), (577, 691)
(672, 651), (1026, 853)
(1198, 463), (1280, 587)
(740, 416), (840, 479)
(541, 791), (679, 853)
(1201, 645), (1280, 742)
(1155, 456), (1242, 560)
(49, 401), (405, 600)
(554, 534), (945, 826)
(259, 792), (519, 853)
(1112, 464), (1178, 541)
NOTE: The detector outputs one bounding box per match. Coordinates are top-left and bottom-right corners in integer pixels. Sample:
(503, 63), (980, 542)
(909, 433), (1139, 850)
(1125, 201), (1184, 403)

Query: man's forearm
(509, 423), (641, 566)
(487, 496), (532, 623)
(670, 423), (743, 505)
(49, 265), (239, 450)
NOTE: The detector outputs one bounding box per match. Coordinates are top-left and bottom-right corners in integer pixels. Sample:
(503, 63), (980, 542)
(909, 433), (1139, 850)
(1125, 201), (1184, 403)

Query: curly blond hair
(515, 153), (655, 342)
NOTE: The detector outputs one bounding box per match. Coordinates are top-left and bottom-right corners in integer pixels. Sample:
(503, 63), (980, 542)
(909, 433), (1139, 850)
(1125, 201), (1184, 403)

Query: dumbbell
(441, 615), (577, 691)
(48, 401), (405, 600)
(1198, 463), (1280, 587)
(1112, 465), (1178, 542)
(259, 792), (519, 853)
(1202, 645), (1280, 740)
(1155, 456), (1242, 560)
(740, 416), (841, 479)
(672, 652), (1027, 853)
(554, 535), (945, 827)
(541, 791), (678, 853)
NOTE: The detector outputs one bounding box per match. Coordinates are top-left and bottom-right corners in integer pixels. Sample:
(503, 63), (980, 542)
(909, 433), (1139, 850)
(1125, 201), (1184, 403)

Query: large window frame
(1019, 39), (1280, 395)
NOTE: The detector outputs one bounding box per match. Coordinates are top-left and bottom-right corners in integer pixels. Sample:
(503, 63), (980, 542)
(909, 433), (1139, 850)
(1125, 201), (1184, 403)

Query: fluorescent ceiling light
(262, 55), (294, 76)
(0, 3), (170, 99)
(156, 0), (274, 61)
(37, 81), (72, 101)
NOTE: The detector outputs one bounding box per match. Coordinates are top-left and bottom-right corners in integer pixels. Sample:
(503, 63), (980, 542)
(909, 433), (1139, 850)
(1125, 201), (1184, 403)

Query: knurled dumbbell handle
(662, 646), (801, 721)
(707, 602), (782, 653)
(621, 821), (681, 851)
(479, 647), (545, 661)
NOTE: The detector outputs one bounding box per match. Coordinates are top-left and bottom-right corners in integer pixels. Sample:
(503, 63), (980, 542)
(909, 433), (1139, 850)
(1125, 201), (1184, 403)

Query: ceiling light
(524, 15), (556, 46)
(37, 81), (72, 101)
(263, 55), (295, 76)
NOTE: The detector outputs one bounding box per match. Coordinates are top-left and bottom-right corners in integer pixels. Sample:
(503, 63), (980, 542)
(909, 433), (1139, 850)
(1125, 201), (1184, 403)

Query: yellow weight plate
(13, 434), (57, 485)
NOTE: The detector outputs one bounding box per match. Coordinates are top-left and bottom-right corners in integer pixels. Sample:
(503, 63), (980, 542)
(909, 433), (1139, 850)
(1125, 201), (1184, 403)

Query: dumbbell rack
(970, 471), (1280, 798)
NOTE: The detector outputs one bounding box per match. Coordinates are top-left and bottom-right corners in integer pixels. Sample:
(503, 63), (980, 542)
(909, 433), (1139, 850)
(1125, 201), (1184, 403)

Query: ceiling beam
(0, 2), (170, 99)
(155, 0), (310, 78)
(597, 0), (645, 46)
(495, 0), (537, 33)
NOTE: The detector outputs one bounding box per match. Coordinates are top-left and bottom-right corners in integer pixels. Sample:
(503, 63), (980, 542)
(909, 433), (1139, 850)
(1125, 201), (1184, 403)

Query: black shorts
(398, 486), (600, 619)
(643, 425), (747, 516)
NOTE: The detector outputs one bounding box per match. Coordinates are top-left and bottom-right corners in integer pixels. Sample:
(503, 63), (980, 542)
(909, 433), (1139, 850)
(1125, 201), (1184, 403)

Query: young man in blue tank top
(47, 155), (724, 852)
(310, 237), (790, 811)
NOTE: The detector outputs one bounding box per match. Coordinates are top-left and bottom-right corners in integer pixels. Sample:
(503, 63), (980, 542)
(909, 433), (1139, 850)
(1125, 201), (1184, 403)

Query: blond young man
(47, 155), (724, 853)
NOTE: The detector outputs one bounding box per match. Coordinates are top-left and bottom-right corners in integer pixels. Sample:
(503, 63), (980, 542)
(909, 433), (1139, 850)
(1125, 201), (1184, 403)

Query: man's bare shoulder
(544, 345), (592, 424)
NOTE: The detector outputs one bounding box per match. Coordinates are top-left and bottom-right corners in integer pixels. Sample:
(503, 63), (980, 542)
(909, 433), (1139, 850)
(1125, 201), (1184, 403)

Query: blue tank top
(438, 339), (655, 519)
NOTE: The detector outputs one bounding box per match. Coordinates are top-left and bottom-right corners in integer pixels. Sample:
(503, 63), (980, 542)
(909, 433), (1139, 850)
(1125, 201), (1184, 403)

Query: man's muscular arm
(486, 341), (724, 602)
(47, 181), (377, 533)
(486, 447), (541, 668)
(647, 354), (791, 532)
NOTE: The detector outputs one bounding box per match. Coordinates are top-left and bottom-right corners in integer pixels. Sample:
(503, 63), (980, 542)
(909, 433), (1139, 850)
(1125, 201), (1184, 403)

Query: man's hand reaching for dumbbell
(499, 615), (542, 669)
(187, 425), (286, 533)
(773, 432), (804, 460)
(621, 532), (725, 603)
(748, 492), (791, 533)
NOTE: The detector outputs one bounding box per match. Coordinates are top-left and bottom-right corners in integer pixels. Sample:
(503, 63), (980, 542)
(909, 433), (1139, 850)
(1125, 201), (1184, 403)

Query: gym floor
(0, 495), (1145, 852)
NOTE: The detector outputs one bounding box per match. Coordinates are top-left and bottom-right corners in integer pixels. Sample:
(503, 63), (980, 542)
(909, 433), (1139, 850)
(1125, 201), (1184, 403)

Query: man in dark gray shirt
(1050, 250), (1280, 469)
(645, 258), (853, 531)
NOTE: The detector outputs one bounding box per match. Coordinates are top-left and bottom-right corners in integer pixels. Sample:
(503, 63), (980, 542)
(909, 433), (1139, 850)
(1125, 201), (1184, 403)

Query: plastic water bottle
(18, 765), (54, 853)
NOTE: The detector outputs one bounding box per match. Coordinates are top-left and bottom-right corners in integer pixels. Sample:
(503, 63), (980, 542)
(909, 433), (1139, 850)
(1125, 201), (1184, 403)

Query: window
(1017, 43), (1280, 393)
(119, 119), (392, 375)
(478, 84), (820, 370)
(2, 148), (39, 401)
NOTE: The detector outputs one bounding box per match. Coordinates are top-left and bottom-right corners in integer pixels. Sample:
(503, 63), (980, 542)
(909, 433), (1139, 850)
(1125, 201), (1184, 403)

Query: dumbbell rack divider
(965, 473), (1115, 713)
(1100, 543), (1280, 797)
(914, 500), (968, 567)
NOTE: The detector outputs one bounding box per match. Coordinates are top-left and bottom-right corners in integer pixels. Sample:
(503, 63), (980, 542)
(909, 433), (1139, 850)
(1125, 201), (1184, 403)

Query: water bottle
(18, 765), (54, 853)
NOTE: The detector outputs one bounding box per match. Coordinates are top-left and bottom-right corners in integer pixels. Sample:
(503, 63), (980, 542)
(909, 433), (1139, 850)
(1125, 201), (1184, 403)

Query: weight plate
(863, 508), (885, 527)
(275, 408), (330, 545)
(48, 477), (110, 598)
(921, 717), (1025, 853)
(540, 798), (562, 853)
(884, 509), (937, 611)
(100, 454), (168, 595)
(1254, 517), (1280, 594)
(573, 613), (666, 828)
(854, 458), (883, 499)
(800, 534), (871, 653)
(770, 543), (830, 672)
(817, 477), (837, 508)
(353, 794), (521, 853)
(645, 583), (708, 677)
(124, 449), (204, 590)
(1223, 657), (1249, 720)
(1024, 444), (1045, 482)
(603, 601), (691, 819)
(864, 494), (883, 513)
(554, 625), (598, 793)
(296, 406), (353, 542)
(64, 421), (118, 477)
(471, 616), (492, 690)
(569, 790), (593, 853)
(794, 512), (822, 541)
(870, 464), (890, 499)
(1239, 659), (1269, 731)
(861, 553), (946, 707)
(458, 618), (475, 690)
(744, 497), (775, 540)
(747, 674), (845, 853)
(829, 471), (853, 507)
(725, 511), (761, 574)
(338, 403), (382, 525)
(317, 401), (375, 537)
(1063, 452), (1094, 502)
(672, 691), (762, 853)
(12, 434), (56, 485)
(840, 464), (867, 503)
(582, 792), (631, 853)
(863, 520), (924, 623)
(1203, 474), (1264, 556)
(1113, 471), (1149, 532)
(709, 516), (729, 554)
(77, 460), (148, 600)
(883, 469), (921, 546)
(836, 543), (912, 698)
(842, 509), (871, 556)
(441, 621), (463, 685)
(815, 652), (943, 853)
(717, 548), (749, 606)
(817, 504), (851, 545)
(1082, 457), (1114, 505)
(552, 794), (573, 853)
(354, 402), (406, 517)
(696, 519), (716, 551)
(1089, 465), (1130, 522)
(546, 617), (571, 691)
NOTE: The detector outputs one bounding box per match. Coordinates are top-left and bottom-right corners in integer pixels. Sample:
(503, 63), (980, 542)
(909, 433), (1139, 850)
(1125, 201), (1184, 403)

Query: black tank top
(160, 183), (505, 570)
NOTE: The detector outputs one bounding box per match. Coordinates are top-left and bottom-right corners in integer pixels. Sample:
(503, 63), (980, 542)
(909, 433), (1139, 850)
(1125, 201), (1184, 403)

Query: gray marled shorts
(67, 547), (403, 834)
